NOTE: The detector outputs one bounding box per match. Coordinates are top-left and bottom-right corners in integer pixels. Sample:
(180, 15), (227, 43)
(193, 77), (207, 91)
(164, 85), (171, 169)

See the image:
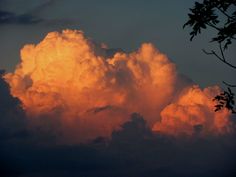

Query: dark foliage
(183, 0), (236, 50)
(214, 87), (236, 113)
(184, 0), (236, 113)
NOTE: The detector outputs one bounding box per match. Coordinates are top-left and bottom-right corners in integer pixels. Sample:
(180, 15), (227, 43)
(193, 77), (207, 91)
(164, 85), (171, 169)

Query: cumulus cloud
(0, 28), (235, 176)
(3, 29), (234, 143)
(153, 85), (233, 136)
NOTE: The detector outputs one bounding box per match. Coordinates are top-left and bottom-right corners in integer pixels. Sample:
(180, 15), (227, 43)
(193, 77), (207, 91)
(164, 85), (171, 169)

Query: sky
(0, 0), (235, 87)
(0, 1), (236, 177)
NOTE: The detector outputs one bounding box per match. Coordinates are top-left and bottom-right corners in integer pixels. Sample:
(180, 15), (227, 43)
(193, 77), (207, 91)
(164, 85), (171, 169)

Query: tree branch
(219, 43), (225, 61)
(222, 81), (236, 87)
(202, 48), (236, 69)
(206, 22), (221, 31)
(216, 7), (235, 21)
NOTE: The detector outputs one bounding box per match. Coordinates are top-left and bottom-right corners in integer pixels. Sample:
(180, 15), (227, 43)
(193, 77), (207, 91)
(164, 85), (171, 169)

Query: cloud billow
(3, 29), (234, 143)
(0, 29), (236, 177)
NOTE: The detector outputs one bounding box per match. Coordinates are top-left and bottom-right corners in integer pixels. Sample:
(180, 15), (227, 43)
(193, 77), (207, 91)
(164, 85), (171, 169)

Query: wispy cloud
(0, 0), (55, 25)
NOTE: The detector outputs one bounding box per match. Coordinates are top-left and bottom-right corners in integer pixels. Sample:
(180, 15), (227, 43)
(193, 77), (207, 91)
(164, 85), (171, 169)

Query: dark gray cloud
(87, 105), (113, 114)
(0, 70), (29, 176)
(0, 70), (27, 140)
(0, 0), (55, 25)
(1, 107), (236, 177)
(0, 10), (42, 25)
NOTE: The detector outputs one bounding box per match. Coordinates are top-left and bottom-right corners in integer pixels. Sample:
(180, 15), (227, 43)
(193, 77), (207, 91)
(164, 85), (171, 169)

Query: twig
(206, 22), (221, 31)
(223, 81), (236, 87)
(216, 7), (235, 21)
(219, 43), (225, 61)
(202, 49), (236, 69)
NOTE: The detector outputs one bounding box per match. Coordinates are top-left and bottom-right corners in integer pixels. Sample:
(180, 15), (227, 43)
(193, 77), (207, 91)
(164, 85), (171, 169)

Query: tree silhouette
(183, 0), (236, 113)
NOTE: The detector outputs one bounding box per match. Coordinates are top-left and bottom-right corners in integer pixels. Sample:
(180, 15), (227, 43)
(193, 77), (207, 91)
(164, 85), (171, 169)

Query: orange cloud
(153, 85), (233, 136)
(4, 30), (233, 143)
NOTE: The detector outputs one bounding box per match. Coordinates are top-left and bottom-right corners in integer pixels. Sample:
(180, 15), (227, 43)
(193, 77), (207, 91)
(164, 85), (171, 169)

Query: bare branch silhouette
(222, 81), (236, 88)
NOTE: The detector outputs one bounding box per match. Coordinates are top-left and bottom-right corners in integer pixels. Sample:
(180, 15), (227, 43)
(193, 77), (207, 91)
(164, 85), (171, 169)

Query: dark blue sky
(0, 0), (235, 87)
